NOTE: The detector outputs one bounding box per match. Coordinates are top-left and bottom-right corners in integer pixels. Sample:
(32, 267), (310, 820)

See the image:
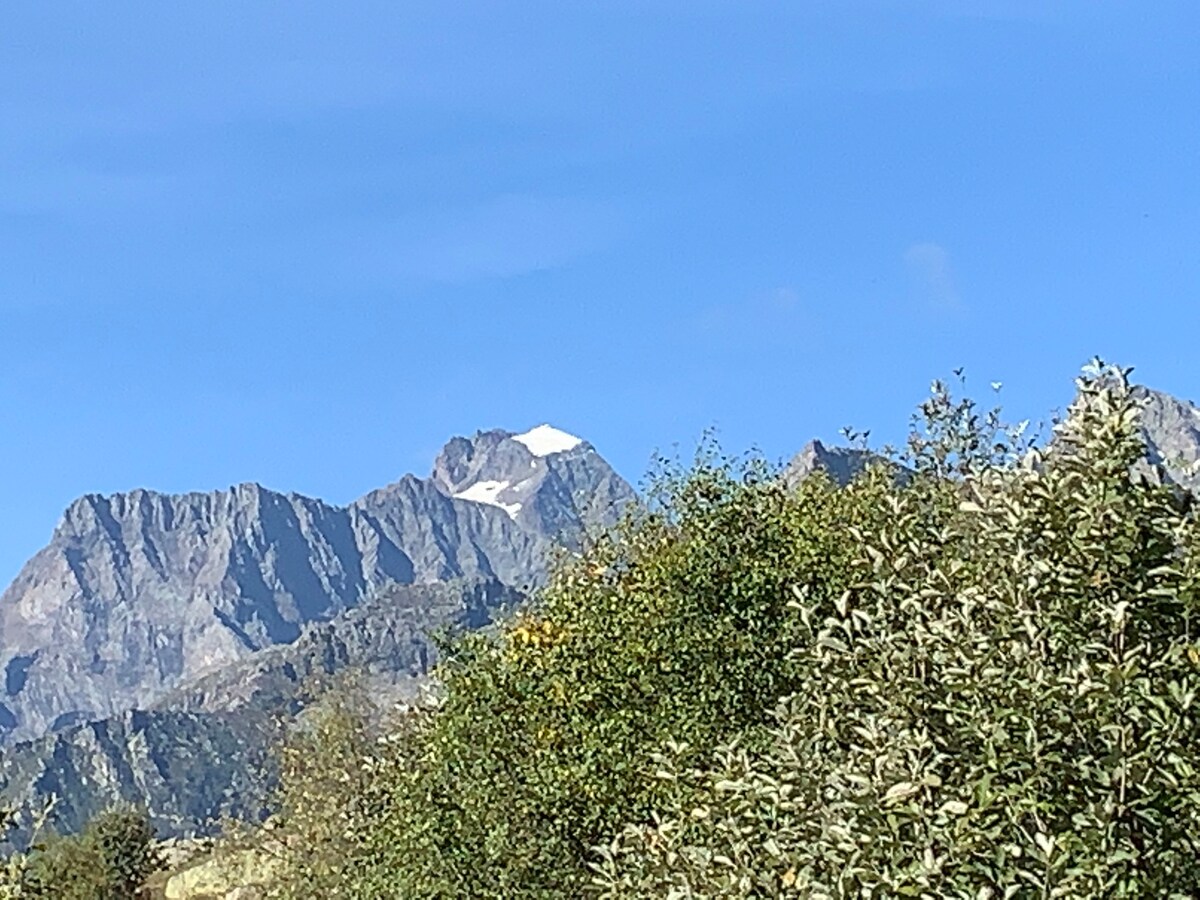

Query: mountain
(0, 426), (632, 747)
(1135, 387), (1200, 492)
(0, 577), (522, 850)
(3, 387), (1196, 847)
(782, 439), (892, 488)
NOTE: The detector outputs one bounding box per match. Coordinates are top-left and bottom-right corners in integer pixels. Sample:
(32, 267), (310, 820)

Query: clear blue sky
(2, 1), (1198, 583)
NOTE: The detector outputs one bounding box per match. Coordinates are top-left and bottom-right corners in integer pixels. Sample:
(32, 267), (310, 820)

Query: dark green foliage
(274, 445), (894, 899)
(21, 808), (161, 899)
(264, 361), (1200, 899)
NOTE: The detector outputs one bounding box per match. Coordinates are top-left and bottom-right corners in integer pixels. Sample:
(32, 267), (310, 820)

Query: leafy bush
(262, 361), (1200, 898)
(591, 363), (1200, 898)
(0, 808), (27, 900)
(262, 440), (887, 898)
(16, 807), (161, 899)
(254, 684), (421, 899)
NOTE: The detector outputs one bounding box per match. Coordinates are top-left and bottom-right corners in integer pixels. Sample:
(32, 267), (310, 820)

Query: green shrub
(0, 808), (25, 900)
(21, 807), (161, 899)
(266, 360), (1200, 898)
(591, 363), (1200, 898)
(325, 440), (906, 898)
(256, 685), (423, 900)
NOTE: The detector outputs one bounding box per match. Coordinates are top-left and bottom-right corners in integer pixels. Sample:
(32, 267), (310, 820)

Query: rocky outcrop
(782, 439), (897, 488)
(1135, 386), (1200, 492)
(163, 847), (279, 900)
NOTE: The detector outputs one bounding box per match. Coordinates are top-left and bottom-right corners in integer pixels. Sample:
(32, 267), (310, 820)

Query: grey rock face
(1134, 386), (1200, 492)
(0, 707), (275, 852)
(430, 426), (635, 540)
(160, 577), (524, 717)
(0, 428), (631, 746)
(782, 439), (894, 488)
(0, 578), (522, 850)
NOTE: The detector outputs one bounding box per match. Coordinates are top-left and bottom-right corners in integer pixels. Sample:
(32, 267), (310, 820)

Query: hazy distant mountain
(0, 577), (522, 850)
(0, 426), (632, 746)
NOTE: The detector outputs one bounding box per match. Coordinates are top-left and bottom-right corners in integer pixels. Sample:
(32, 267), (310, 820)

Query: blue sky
(2, 1), (1198, 581)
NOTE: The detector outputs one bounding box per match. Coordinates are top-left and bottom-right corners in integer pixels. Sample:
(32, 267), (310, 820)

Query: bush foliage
(0, 806), (161, 899)
(262, 361), (1200, 898)
(592, 365), (1200, 897)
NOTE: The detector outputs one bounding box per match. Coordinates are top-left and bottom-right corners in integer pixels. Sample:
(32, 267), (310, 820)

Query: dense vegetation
(0, 807), (161, 898)
(246, 361), (1200, 898)
(7, 361), (1200, 898)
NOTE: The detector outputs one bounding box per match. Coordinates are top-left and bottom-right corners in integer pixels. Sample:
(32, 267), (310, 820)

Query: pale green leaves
(592, 362), (1200, 899)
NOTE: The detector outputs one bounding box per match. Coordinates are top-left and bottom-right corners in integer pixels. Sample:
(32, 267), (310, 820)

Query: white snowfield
(453, 480), (523, 519)
(513, 424), (583, 457)
(450, 426), (583, 519)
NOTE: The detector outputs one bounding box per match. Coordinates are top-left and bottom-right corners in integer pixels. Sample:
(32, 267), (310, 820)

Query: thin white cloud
(904, 242), (960, 309)
(383, 194), (621, 283)
(695, 286), (807, 339)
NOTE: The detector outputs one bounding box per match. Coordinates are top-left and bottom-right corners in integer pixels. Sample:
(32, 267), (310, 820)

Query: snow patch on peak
(513, 425), (583, 457)
(453, 480), (522, 520)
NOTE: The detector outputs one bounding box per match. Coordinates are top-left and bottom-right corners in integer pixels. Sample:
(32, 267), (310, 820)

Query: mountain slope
(0, 577), (524, 850)
(0, 426), (631, 746)
(159, 576), (524, 716)
(0, 707), (274, 854)
(1135, 386), (1200, 492)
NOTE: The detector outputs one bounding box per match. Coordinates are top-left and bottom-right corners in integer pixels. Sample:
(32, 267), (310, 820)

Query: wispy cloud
(379, 194), (621, 283)
(904, 242), (960, 310)
(694, 286), (808, 342)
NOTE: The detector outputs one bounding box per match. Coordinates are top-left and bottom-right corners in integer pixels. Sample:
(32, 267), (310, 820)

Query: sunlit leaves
(593, 362), (1200, 899)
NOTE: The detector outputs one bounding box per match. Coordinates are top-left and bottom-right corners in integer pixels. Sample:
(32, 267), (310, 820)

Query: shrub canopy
(9, 807), (161, 899)
(265, 362), (1200, 900)
(593, 364), (1200, 898)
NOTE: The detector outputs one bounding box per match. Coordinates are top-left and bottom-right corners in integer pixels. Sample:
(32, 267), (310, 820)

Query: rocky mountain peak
(0, 428), (633, 747)
(783, 439), (889, 488)
(428, 426), (630, 540)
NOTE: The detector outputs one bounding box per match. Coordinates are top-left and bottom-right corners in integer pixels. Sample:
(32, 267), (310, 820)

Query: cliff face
(0, 577), (523, 849)
(0, 427), (631, 747)
(0, 707), (275, 853)
(1135, 386), (1200, 492)
(0, 486), (364, 744)
(159, 577), (525, 717)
